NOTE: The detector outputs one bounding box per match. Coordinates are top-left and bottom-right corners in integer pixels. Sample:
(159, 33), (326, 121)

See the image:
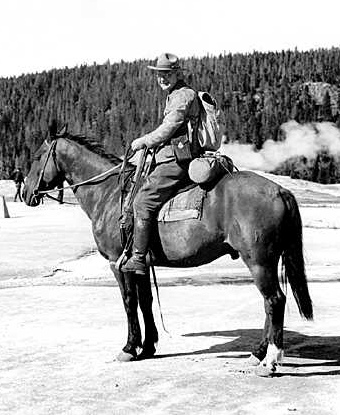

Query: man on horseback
(121, 52), (202, 275)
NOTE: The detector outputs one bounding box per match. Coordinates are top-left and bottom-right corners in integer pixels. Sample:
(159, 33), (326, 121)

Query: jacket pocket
(171, 135), (192, 164)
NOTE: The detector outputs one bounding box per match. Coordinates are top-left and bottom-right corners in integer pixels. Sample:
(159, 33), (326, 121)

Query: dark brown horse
(23, 132), (313, 376)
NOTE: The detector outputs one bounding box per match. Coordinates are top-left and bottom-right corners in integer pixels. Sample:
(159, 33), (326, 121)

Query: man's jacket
(140, 80), (201, 164)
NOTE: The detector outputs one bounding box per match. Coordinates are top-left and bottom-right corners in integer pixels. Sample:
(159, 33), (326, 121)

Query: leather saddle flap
(158, 185), (206, 222)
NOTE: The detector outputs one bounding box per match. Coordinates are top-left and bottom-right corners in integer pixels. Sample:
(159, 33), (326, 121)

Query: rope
(116, 147), (169, 333)
(38, 140), (168, 333)
(150, 256), (170, 334)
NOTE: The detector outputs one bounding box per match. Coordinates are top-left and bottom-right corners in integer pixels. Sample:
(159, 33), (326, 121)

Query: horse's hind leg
(136, 271), (159, 360)
(248, 315), (270, 365)
(249, 264), (286, 376)
(111, 265), (142, 361)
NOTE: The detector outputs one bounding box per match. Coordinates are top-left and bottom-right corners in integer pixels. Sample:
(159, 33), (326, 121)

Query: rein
(33, 137), (167, 332)
(39, 163), (124, 195)
(34, 139), (128, 198)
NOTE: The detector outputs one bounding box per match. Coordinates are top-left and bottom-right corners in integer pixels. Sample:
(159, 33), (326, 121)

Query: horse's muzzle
(23, 188), (41, 207)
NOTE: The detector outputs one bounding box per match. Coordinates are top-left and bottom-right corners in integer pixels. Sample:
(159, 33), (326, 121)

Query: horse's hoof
(137, 347), (156, 361)
(255, 364), (276, 377)
(116, 351), (136, 362)
(246, 354), (261, 366)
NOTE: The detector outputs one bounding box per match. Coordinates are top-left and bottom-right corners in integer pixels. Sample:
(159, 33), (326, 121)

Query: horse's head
(23, 133), (65, 206)
(23, 124), (134, 207)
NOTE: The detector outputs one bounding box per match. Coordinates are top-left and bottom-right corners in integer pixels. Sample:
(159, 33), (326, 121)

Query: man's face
(156, 70), (178, 91)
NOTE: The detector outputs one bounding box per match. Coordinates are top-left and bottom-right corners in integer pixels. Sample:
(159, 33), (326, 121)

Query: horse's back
(221, 170), (285, 199)
(220, 169), (288, 225)
(194, 170), (287, 226)
(154, 170), (288, 267)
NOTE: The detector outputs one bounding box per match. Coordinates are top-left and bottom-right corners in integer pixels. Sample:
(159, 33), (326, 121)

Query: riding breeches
(133, 160), (191, 220)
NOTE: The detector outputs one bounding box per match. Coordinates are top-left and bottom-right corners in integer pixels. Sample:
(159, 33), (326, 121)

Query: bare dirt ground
(1, 178), (340, 414)
(1, 283), (339, 415)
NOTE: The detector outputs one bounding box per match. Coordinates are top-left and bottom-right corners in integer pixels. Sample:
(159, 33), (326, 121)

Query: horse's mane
(64, 133), (122, 164)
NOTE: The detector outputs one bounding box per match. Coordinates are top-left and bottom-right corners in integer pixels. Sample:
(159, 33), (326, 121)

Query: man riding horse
(121, 53), (202, 275)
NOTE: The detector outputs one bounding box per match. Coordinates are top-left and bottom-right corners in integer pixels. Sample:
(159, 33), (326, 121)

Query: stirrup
(121, 262), (147, 275)
(121, 256), (147, 275)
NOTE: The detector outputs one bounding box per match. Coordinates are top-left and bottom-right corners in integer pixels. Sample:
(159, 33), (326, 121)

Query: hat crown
(148, 53), (180, 71)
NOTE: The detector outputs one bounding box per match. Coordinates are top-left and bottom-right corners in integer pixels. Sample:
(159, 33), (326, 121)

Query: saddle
(119, 153), (234, 248)
(117, 153), (237, 268)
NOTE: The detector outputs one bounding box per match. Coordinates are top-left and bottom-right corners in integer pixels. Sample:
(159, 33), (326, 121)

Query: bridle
(32, 139), (59, 203)
(32, 138), (128, 204)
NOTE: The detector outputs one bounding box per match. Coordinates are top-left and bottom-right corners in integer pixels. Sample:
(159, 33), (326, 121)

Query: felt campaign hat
(147, 53), (181, 71)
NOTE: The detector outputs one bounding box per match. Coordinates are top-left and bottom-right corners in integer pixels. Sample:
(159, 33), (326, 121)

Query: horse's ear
(57, 124), (68, 137)
(47, 119), (58, 142)
(47, 120), (68, 142)
(45, 132), (52, 144)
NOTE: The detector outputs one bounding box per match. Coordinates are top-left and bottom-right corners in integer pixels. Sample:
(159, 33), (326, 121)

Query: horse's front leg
(111, 265), (142, 361)
(135, 270), (159, 360)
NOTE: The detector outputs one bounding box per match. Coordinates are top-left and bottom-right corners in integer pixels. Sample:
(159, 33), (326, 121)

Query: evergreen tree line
(1, 47), (340, 182)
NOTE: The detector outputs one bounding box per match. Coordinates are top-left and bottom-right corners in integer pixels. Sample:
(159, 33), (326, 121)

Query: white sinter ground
(0, 173), (340, 415)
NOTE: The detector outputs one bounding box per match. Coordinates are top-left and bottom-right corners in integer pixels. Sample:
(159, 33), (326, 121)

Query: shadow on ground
(157, 329), (340, 377)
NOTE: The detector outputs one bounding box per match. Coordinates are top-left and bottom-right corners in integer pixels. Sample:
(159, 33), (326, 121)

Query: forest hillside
(1, 48), (340, 182)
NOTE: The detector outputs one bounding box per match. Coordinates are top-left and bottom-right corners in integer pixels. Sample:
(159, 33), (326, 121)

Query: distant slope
(255, 171), (340, 205)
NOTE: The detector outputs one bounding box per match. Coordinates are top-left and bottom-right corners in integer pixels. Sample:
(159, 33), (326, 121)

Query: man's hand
(131, 137), (146, 152)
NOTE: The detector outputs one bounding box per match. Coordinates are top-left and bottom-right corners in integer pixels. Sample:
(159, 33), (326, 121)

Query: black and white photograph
(0, 0), (340, 414)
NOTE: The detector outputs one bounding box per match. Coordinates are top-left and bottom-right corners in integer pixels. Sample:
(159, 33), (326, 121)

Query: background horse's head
(23, 132), (65, 206)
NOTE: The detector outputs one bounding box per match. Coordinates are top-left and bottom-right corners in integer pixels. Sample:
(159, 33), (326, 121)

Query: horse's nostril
(31, 195), (41, 207)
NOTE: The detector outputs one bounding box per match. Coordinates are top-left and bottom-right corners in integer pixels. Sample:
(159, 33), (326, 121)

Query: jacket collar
(168, 79), (187, 94)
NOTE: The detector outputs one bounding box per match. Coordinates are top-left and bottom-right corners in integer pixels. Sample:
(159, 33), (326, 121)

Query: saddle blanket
(157, 186), (206, 222)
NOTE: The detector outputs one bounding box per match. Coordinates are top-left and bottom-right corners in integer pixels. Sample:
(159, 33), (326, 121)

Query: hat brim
(147, 66), (188, 72)
(147, 65), (179, 71)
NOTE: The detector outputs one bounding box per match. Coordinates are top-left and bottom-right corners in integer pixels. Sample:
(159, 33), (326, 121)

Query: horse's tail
(279, 188), (313, 320)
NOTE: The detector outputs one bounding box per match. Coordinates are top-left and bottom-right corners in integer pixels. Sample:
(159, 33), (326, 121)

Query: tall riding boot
(121, 216), (152, 275)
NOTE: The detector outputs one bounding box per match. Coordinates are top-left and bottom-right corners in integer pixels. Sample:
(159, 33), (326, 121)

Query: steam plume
(220, 120), (340, 171)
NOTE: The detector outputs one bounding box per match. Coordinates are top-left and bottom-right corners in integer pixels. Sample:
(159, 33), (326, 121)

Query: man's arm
(134, 89), (195, 150)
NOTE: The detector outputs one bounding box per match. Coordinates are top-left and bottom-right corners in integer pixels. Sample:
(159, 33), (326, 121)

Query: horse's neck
(58, 139), (121, 219)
